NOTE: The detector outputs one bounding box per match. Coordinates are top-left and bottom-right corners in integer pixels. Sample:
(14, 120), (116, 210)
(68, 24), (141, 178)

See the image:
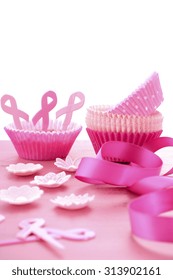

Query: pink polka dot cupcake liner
(108, 72), (164, 116)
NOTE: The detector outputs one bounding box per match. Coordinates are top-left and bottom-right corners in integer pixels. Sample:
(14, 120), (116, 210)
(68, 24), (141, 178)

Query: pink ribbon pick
(17, 217), (64, 249)
(32, 91), (57, 131)
(0, 219), (95, 246)
(46, 227), (95, 241)
(1, 94), (29, 130)
(56, 92), (85, 130)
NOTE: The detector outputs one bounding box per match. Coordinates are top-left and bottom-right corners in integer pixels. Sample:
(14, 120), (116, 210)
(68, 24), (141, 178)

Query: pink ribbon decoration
(17, 217), (64, 249)
(32, 91), (57, 131)
(0, 218), (95, 247)
(56, 92), (85, 130)
(75, 137), (173, 243)
(1, 94), (29, 130)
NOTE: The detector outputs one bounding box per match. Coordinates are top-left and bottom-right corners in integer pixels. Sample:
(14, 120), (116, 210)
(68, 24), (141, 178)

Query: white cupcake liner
(86, 105), (163, 133)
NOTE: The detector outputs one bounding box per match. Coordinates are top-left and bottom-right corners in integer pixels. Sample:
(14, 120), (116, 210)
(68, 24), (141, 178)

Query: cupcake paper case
(108, 72), (164, 116)
(5, 121), (82, 161)
(1, 91), (85, 161)
(85, 72), (164, 154)
(86, 105), (163, 153)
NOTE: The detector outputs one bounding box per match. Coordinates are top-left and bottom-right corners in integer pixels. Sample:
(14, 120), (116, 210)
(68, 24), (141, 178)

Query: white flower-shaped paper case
(30, 172), (71, 188)
(0, 185), (43, 205)
(50, 193), (95, 210)
(6, 163), (43, 176)
(54, 156), (81, 172)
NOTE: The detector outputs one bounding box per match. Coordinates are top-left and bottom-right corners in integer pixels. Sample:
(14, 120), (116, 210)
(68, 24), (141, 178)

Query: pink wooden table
(0, 140), (172, 260)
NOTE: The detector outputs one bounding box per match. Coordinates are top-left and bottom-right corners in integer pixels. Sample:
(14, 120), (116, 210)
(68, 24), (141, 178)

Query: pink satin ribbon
(75, 137), (173, 243)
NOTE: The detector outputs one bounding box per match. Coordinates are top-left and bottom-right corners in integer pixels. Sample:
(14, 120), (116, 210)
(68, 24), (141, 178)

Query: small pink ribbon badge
(32, 91), (57, 131)
(1, 91), (85, 131)
(1, 95), (29, 130)
(56, 92), (85, 130)
(0, 218), (95, 249)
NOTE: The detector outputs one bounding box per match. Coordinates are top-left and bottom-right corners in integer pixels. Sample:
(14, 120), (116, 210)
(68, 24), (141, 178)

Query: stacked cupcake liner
(108, 72), (164, 116)
(86, 128), (162, 154)
(86, 73), (164, 157)
(86, 105), (163, 133)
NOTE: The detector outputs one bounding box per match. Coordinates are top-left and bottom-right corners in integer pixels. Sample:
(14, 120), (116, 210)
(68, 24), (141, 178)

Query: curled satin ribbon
(32, 91), (57, 131)
(1, 95), (29, 130)
(75, 137), (173, 243)
(56, 92), (85, 130)
(75, 141), (163, 186)
(129, 188), (173, 242)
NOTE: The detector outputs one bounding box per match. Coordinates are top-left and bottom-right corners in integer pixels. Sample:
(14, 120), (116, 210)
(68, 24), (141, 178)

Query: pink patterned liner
(108, 72), (164, 116)
(5, 121), (82, 161)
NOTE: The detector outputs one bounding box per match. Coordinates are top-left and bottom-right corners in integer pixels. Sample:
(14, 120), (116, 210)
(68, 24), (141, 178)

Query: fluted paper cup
(5, 120), (82, 160)
(86, 128), (162, 154)
(109, 72), (164, 116)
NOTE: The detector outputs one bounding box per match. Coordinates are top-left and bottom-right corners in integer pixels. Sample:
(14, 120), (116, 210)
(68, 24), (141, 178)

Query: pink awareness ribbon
(75, 137), (173, 243)
(1, 94), (29, 130)
(56, 92), (85, 130)
(0, 218), (95, 247)
(32, 91), (57, 131)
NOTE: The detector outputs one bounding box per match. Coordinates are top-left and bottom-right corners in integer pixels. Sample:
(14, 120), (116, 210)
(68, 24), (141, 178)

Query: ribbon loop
(129, 188), (173, 242)
(56, 92), (85, 130)
(32, 91), (57, 131)
(75, 141), (162, 187)
(1, 94), (29, 130)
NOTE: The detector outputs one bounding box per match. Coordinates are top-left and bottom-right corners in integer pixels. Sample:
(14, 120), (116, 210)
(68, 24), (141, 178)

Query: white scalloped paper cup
(5, 121), (82, 161)
(86, 105), (163, 155)
(86, 105), (163, 133)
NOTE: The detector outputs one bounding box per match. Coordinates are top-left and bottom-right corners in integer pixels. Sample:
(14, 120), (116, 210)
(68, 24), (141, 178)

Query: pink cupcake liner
(108, 72), (164, 116)
(86, 128), (163, 154)
(5, 121), (82, 160)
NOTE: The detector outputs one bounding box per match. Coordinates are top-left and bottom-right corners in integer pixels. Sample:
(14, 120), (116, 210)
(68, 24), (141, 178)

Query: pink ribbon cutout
(75, 137), (173, 243)
(1, 95), (29, 130)
(32, 91), (57, 131)
(56, 92), (85, 130)
(0, 218), (95, 247)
